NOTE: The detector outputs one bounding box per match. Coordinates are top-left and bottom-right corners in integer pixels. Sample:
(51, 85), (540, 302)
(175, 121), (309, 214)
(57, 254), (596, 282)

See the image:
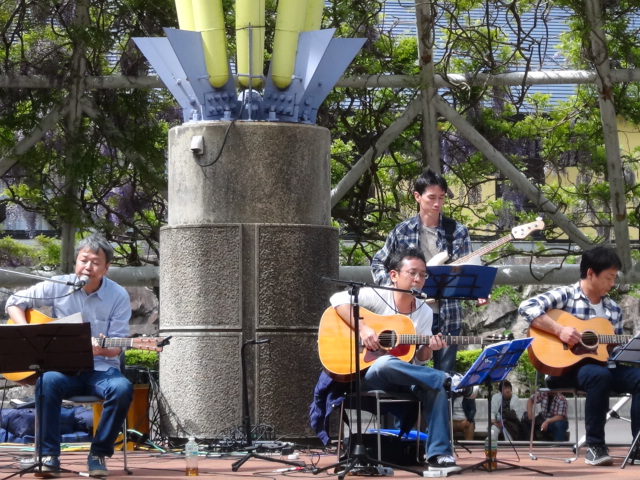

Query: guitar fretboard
(398, 334), (486, 346)
(451, 235), (512, 265)
(594, 334), (633, 345)
(100, 338), (135, 348)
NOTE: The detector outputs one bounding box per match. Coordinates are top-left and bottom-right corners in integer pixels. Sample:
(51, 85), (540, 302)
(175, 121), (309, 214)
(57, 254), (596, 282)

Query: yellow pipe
(271, 0), (308, 89)
(236, 0), (265, 88)
(192, 0), (229, 88)
(303, 0), (324, 31)
(174, 0), (195, 31)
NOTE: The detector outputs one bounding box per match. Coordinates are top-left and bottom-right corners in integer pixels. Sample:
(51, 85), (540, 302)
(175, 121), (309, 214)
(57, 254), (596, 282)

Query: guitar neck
(100, 338), (134, 348)
(597, 334), (633, 345)
(398, 334), (485, 346)
(450, 234), (512, 265)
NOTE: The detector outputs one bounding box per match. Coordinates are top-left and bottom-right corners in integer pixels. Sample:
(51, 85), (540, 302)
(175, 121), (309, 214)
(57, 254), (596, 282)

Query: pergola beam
(2, 68), (640, 91)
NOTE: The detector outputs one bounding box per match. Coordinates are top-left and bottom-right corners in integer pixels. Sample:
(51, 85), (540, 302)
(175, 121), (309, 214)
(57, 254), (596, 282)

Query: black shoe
(428, 455), (461, 473)
(629, 449), (640, 465)
(34, 456), (60, 478)
(585, 444), (613, 466)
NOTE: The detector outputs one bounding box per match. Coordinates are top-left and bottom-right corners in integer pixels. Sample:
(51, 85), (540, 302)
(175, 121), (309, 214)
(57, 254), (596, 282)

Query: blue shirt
(370, 214), (472, 334)
(518, 281), (623, 334)
(6, 273), (131, 371)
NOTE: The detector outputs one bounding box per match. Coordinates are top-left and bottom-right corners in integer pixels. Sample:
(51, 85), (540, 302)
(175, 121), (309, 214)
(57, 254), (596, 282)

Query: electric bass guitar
(2, 309), (171, 384)
(427, 219), (545, 266)
(318, 307), (511, 382)
(527, 309), (632, 376)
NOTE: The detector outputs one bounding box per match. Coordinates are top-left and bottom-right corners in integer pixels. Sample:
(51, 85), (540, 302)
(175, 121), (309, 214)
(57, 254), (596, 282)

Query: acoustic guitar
(2, 309), (170, 384)
(427, 219), (545, 266)
(318, 306), (510, 382)
(527, 309), (632, 376)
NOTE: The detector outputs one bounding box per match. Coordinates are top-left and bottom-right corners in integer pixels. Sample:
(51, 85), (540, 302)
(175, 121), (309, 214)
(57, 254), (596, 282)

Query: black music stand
(611, 336), (640, 469)
(454, 337), (551, 476)
(231, 339), (305, 472)
(423, 265), (496, 301)
(0, 322), (94, 480)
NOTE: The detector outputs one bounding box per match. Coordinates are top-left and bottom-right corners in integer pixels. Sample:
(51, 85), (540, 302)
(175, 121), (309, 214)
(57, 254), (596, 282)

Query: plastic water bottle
(185, 436), (199, 476)
(484, 435), (497, 469)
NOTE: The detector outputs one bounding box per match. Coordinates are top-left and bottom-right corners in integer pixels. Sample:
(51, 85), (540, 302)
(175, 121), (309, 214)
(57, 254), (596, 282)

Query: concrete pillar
(159, 122), (338, 440)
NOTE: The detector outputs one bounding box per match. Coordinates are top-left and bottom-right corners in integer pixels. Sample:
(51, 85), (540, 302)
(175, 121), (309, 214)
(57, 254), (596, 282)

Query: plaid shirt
(518, 281), (623, 334)
(532, 391), (568, 419)
(370, 214), (472, 335)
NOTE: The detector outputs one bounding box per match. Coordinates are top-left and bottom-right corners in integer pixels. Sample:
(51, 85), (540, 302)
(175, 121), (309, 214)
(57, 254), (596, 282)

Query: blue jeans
(361, 355), (452, 460)
(548, 363), (640, 445)
(547, 419), (569, 442)
(36, 368), (133, 457)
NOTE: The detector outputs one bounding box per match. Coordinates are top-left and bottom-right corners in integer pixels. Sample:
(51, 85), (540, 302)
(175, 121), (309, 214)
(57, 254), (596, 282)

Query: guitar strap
(441, 216), (456, 260)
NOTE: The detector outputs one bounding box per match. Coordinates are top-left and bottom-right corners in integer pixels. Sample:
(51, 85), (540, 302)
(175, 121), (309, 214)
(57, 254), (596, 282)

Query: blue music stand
(454, 338), (552, 476)
(423, 265), (496, 300)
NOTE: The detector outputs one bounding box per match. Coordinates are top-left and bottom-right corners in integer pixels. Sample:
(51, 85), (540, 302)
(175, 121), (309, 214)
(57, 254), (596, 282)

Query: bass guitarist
(330, 247), (460, 474)
(5, 233), (133, 478)
(370, 168), (484, 375)
(519, 245), (640, 467)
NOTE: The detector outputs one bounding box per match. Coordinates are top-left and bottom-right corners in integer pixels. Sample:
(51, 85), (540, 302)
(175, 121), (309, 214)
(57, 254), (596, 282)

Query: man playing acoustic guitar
(519, 246), (640, 466)
(330, 247), (460, 474)
(6, 233), (133, 478)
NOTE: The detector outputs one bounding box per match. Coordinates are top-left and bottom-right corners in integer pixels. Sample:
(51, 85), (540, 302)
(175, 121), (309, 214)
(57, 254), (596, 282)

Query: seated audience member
(490, 380), (523, 441)
(451, 395), (476, 441)
(521, 391), (569, 442)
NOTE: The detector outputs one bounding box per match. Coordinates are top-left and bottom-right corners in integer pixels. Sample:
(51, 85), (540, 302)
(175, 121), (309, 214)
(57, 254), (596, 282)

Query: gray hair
(75, 233), (114, 264)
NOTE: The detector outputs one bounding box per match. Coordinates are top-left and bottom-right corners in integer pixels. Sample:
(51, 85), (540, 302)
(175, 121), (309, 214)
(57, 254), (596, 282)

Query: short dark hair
(579, 246), (622, 279)
(75, 233), (114, 264)
(499, 380), (512, 392)
(413, 168), (448, 195)
(386, 247), (426, 273)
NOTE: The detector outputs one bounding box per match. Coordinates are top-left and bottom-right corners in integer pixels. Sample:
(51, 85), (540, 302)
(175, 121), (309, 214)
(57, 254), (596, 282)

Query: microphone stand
(231, 339), (305, 472)
(313, 281), (424, 478)
(0, 266), (86, 289)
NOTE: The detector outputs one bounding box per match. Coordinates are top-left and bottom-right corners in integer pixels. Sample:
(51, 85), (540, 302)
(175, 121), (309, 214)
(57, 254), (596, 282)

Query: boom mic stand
(231, 339), (304, 472)
(313, 282), (424, 479)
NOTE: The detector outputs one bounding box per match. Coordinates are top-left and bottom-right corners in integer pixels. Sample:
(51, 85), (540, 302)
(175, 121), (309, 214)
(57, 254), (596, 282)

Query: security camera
(190, 135), (204, 155)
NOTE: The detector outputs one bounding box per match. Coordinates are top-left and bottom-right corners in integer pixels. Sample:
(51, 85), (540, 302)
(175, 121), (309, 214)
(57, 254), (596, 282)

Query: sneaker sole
(88, 471), (109, 478)
(585, 457), (613, 466)
(428, 466), (462, 473)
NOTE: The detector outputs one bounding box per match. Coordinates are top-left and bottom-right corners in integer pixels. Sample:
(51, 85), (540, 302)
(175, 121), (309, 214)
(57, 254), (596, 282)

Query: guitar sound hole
(378, 330), (397, 349)
(581, 331), (598, 347)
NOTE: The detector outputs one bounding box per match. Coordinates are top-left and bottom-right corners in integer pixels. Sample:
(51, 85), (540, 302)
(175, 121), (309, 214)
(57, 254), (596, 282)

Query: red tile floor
(1, 441), (639, 479)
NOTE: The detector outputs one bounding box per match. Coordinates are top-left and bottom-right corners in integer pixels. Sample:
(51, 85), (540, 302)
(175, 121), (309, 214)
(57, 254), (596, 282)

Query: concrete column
(159, 122), (338, 440)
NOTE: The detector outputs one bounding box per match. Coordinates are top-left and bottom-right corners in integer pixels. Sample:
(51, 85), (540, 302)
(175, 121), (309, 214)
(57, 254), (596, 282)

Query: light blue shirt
(6, 273), (131, 371)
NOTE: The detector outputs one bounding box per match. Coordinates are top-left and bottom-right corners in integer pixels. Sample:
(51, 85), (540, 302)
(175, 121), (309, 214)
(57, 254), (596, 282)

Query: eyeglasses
(399, 270), (428, 281)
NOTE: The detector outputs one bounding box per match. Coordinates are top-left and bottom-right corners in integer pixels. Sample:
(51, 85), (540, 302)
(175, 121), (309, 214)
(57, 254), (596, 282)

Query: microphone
(74, 275), (90, 290)
(411, 288), (436, 304)
(410, 288), (429, 300)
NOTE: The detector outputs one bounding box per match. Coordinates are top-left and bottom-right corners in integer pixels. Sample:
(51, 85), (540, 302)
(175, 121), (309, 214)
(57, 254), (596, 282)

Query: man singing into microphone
(6, 233), (133, 478)
(330, 247), (460, 474)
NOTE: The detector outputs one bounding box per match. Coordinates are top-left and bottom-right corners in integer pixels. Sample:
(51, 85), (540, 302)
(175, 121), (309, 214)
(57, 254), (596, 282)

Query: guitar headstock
(130, 336), (172, 352)
(484, 333), (515, 343)
(510, 219), (545, 240)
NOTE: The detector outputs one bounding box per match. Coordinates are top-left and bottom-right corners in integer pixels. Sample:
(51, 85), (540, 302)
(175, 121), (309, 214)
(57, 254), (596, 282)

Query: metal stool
(337, 390), (422, 463)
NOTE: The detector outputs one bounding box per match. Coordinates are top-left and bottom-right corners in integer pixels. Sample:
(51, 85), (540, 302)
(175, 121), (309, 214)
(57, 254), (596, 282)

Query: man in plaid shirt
(523, 391), (568, 442)
(371, 168), (474, 374)
(519, 246), (640, 466)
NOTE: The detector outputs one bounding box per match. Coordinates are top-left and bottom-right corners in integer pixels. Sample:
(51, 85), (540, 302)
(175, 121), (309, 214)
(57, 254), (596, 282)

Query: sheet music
(49, 312), (83, 324)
